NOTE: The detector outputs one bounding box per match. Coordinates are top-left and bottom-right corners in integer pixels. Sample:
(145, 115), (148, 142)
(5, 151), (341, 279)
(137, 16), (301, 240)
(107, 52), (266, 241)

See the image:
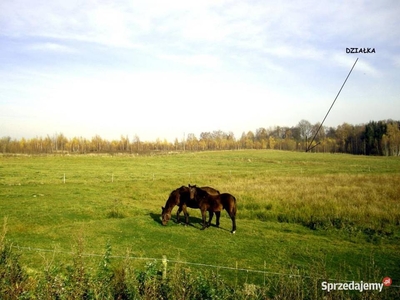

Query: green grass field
(1, 150), (399, 298)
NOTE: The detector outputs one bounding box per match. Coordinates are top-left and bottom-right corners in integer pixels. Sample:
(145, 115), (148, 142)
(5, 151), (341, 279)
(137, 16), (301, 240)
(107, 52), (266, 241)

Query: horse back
(200, 186), (220, 195)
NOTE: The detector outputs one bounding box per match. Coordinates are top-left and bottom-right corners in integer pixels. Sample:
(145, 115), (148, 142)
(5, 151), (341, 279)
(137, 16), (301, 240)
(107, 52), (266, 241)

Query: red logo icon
(382, 277), (392, 287)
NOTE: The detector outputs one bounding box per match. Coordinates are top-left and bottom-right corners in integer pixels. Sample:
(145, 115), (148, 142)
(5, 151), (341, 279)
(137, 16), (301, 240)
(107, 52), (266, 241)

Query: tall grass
(234, 174), (400, 237)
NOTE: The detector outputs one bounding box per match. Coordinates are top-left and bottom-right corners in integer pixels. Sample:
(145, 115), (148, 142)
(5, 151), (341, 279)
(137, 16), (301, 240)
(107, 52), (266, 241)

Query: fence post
(264, 260), (266, 286)
(235, 261), (238, 287)
(162, 255), (167, 280)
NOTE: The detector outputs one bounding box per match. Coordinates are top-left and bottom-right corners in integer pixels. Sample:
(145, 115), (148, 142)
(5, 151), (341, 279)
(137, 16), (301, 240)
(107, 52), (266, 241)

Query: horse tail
(232, 195), (237, 216)
(224, 194), (237, 216)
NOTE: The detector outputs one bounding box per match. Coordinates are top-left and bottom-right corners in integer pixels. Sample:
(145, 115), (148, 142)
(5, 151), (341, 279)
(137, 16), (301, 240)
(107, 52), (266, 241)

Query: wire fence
(0, 169), (288, 186)
(1, 164), (378, 186)
(8, 245), (333, 280)
(10, 245), (399, 288)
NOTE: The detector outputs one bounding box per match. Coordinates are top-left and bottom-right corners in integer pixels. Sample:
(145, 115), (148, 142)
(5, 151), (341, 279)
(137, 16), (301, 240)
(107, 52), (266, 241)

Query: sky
(1, 0), (399, 142)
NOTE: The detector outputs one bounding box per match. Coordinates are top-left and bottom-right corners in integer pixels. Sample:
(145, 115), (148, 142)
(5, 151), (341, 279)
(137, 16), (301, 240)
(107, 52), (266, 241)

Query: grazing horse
(188, 184), (237, 234)
(161, 186), (219, 226)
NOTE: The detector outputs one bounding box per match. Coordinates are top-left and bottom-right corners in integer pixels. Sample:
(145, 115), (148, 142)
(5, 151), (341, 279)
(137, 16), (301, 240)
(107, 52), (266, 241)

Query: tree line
(1, 119), (399, 156)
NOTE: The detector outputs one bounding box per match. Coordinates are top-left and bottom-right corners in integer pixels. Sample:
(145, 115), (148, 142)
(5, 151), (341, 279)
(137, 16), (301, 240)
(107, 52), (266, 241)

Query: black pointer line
(306, 57), (359, 152)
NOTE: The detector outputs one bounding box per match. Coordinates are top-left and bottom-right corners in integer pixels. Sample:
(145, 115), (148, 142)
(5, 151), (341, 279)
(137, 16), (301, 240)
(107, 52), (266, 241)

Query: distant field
(1, 150), (399, 294)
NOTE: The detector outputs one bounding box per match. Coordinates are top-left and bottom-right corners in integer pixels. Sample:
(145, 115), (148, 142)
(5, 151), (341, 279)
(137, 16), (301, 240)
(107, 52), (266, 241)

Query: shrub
(0, 219), (31, 299)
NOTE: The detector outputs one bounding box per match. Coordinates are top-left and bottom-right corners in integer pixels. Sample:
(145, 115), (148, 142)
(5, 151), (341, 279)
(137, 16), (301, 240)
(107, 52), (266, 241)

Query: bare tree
(0, 136), (11, 153)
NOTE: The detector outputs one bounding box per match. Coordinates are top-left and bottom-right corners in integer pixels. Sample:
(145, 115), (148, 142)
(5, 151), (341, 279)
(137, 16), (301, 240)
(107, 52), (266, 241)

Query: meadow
(0, 150), (399, 299)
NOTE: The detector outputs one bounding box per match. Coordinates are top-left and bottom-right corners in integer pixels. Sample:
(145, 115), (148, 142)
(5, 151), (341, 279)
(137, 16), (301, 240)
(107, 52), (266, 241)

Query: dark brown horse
(161, 186), (219, 226)
(188, 184), (237, 234)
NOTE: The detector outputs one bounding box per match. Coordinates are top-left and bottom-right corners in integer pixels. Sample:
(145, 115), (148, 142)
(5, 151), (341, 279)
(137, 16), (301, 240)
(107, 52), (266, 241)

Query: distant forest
(1, 119), (400, 156)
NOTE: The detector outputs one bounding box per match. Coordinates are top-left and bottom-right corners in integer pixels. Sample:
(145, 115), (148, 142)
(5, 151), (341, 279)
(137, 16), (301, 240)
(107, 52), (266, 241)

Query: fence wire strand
(11, 245), (399, 288)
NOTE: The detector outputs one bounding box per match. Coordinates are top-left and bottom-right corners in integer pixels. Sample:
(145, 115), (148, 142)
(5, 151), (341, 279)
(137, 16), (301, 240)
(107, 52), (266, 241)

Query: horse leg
(201, 209), (207, 230)
(207, 211), (214, 227)
(215, 211), (221, 227)
(228, 200), (237, 234)
(182, 205), (189, 225)
(176, 207), (182, 223)
(230, 214), (236, 234)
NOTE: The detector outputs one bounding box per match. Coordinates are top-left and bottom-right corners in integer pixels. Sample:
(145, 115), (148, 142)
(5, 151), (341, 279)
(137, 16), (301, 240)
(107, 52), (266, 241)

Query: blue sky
(1, 0), (399, 142)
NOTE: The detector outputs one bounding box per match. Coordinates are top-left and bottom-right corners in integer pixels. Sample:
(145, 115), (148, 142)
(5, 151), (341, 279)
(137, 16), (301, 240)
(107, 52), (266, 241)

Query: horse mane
(195, 186), (211, 199)
(178, 185), (189, 192)
(166, 187), (185, 207)
(188, 184), (219, 195)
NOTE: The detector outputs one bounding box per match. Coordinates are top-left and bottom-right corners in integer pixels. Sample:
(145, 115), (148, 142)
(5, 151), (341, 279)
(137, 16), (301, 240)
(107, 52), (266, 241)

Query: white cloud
(158, 53), (221, 69)
(393, 55), (400, 68)
(332, 54), (381, 77)
(2, 0), (398, 58)
(27, 42), (77, 53)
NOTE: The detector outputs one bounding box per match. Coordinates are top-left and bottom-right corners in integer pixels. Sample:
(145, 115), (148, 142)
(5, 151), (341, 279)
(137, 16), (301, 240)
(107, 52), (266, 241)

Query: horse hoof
(231, 230), (236, 234)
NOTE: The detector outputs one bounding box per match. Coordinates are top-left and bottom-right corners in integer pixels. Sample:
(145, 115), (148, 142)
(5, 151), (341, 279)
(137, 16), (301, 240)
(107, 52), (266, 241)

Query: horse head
(161, 206), (171, 226)
(188, 184), (197, 200)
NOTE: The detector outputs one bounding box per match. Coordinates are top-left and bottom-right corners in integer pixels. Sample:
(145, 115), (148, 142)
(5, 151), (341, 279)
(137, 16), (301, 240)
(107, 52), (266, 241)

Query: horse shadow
(149, 212), (201, 227)
(149, 212), (231, 232)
